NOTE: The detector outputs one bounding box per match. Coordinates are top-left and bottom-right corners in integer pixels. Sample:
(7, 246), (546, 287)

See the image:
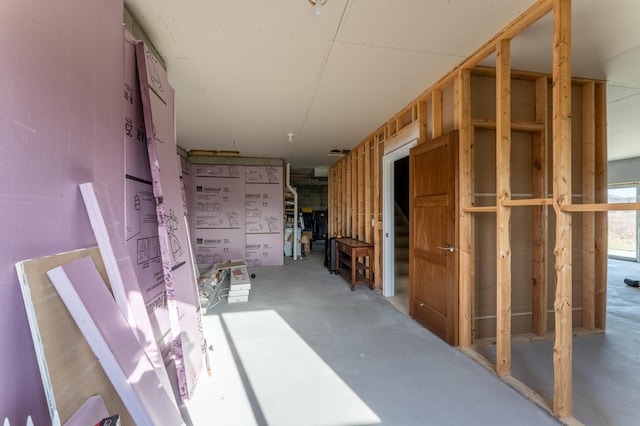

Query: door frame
(382, 138), (418, 297)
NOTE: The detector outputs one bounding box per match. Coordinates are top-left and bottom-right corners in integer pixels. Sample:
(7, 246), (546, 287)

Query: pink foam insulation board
(79, 182), (175, 404)
(193, 166), (246, 272)
(47, 256), (184, 426)
(192, 164), (285, 269)
(136, 41), (204, 400)
(243, 166), (284, 266)
(245, 233), (286, 267)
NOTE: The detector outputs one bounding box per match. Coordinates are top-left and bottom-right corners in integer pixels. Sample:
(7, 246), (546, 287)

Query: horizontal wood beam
(472, 119), (545, 132)
(472, 65), (605, 85)
(463, 206), (497, 213)
(503, 198), (553, 207)
(469, 200), (640, 211)
(561, 202), (640, 212)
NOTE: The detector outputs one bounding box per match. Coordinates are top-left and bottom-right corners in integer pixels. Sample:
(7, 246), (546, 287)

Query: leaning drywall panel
(15, 248), (133, 425)
(63, 395), (108, 426)
(47, 257), (184, 426)
(79, 182), (175, 403)
(137, 41), (204, 400)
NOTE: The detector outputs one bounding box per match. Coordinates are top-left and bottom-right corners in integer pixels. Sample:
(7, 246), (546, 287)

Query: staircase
(392, 202), (410, 313)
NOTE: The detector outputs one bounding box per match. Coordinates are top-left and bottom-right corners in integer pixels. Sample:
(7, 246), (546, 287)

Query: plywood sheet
(15, 248), (133, 425)
(47, 256), (184, 426)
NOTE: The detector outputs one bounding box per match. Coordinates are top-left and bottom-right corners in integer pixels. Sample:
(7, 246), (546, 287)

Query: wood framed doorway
(382, 138), (417, 298)
(409, 131), (459, 345)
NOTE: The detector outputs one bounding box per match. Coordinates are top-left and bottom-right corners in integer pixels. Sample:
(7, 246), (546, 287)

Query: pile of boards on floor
(198, 260), (253, 309)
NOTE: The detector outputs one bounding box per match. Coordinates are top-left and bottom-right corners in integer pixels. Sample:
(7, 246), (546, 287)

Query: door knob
(438, 245), (456, 253)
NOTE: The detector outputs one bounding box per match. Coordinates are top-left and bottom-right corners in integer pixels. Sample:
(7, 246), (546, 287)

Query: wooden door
(409, 131), (459, 345)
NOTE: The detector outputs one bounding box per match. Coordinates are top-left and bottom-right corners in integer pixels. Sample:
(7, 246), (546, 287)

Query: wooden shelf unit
(284, 190), (296, 226)
(335, 238), (374, 291)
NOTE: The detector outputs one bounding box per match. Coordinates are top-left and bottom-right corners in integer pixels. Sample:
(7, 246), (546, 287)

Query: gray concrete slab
(476, 258), (640, 426)
(185, 247), (561, 425)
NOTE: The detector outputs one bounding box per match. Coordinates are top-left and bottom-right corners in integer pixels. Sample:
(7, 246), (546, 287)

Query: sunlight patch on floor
(183, 314), (258, 426)
(213, 309), (381, 426)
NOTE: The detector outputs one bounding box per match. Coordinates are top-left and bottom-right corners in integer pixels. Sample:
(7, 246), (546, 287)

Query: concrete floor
(475, 258), (640, 426)
(184, 246), (562, 425)
(384, 257), (640, 425)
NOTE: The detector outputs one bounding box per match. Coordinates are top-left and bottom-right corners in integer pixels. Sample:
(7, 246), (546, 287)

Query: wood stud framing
(364, 140), (372, 244)
(374, 133), (383, 289)
(327, 0), (638, 420)
(495, 39), (512, 377)
(432, 89), (443, 138)
(456, 69), (473, 349)
(532, 77), (549, 337)
(594, 82), (608, 330)
(582, 82), (596, 330)
(552, 0), (573, 416)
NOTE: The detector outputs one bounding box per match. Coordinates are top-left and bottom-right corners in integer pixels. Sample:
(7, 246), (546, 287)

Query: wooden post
(351, 151), (358, 238)
(582, 82), (596, 330)
(327, 168), (336, 238)
(418, 100), (428, 144)
(594, 82), (608, 329)
(345, 157), (351, 237)
(358, 144), (365, 240)
(345, 157), (348, 237)
(495, 38), (512, 377)
(532, 76), (549, 336)
(456, 69), (474, 348)
(552, 0), (573, 417)
(374, 134), (383, 289)
(365, 140), (372, 244)
(333, 160), (344, 237)
(432, 89), (443, 138)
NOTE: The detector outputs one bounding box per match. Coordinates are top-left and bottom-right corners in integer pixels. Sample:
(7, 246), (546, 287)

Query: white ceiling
(124, 0), (640, 173)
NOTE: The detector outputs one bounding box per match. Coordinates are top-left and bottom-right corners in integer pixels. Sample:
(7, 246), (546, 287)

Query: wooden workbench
(335, 238), (374, 291)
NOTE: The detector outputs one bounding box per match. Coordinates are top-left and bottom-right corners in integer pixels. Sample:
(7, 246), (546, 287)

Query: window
(608, 184), (639, 261)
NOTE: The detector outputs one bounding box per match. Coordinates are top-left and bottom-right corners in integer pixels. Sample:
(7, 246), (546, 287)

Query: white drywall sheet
(47, 256), (185, 426)
(62, 395), (108, 426)
(79, 182), (175, 404)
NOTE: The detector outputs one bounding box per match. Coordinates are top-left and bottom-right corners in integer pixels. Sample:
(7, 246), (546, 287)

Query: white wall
(609, 157), (640, 184)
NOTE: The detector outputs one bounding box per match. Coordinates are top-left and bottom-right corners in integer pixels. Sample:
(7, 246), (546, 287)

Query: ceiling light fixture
(308, 0), (328, 15)
(287, 133), (295, 142)
(328, 149), (349, 157)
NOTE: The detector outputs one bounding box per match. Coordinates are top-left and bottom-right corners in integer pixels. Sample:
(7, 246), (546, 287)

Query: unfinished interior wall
(471, 71), (595, 340)
(329, 0), (622, 418)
